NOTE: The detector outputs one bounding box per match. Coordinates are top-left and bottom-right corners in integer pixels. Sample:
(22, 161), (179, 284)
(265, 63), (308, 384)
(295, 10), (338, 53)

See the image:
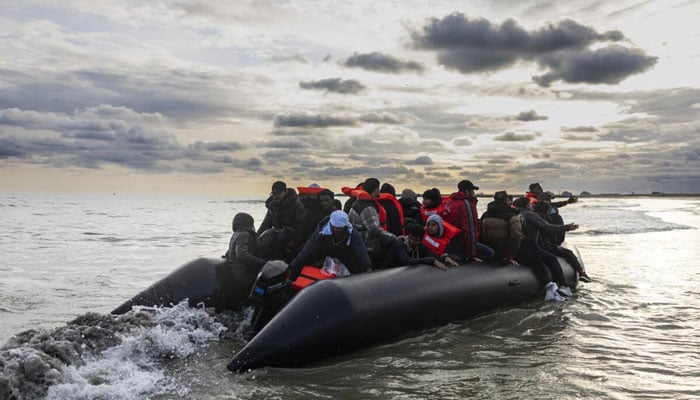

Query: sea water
(1, 195), (699, 399)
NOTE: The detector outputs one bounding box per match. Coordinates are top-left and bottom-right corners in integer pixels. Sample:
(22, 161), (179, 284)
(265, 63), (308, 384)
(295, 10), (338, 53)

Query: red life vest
(291, 265), (336, 291)
(422, 220), (461, 256)
(525, 192), (539, 203)
(341, 186), (388, 231)
(420, 202), (444, 223)
(377, 193), (404, 234)
(297, 186), (327, 197)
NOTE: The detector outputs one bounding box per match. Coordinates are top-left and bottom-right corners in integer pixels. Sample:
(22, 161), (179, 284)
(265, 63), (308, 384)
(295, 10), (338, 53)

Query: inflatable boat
(112, 245), (582, 372)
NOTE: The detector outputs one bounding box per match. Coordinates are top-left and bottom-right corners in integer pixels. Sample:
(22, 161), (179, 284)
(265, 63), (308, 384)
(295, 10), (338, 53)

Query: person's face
(270, 190), (285, 203)
(422, 198), (434, 208)
(426, 221), (439, 236)
(319, 194), (334, 209)
(407, 234), (422, 249)
(330, 225), (346, 239)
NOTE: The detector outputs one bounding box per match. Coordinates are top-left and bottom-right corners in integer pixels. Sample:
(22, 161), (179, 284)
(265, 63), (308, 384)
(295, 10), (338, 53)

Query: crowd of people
(225, 179), (591, 304)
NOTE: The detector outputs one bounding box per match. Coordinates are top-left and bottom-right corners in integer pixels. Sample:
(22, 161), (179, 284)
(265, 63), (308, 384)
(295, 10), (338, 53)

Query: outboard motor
(248, 260), (292, 336)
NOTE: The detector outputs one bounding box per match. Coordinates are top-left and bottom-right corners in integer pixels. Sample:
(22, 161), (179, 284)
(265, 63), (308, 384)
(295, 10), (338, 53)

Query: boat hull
(227, 247), (581, 371)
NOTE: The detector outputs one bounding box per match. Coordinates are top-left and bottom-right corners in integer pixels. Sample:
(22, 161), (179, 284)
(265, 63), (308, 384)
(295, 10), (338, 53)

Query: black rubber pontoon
(227, 247), (581, 372)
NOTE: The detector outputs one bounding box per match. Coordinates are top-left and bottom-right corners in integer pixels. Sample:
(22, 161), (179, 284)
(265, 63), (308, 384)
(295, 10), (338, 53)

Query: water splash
(0, 301), (233, 400)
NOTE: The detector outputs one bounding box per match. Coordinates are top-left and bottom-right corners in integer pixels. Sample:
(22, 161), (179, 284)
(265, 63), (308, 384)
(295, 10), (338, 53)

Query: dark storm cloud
(0, 106), (249, 172)
(516, 110), (548, 121)
(533, 45), (657, 87)
(411, 156), (434, 165)
(410, 13), (656, 86)
(273, 111), (412, 128)
(562, 126), (597, 132)
(0, 66), (266, 122)
(299, 78), (366, 94)
(341, 52), (425, 73)
(493, 131), (540, 141)
(274, 113), (359, 128)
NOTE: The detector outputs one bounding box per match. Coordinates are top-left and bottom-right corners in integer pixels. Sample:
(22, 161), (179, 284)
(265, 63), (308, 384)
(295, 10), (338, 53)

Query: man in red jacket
(442, 180), (495, 262)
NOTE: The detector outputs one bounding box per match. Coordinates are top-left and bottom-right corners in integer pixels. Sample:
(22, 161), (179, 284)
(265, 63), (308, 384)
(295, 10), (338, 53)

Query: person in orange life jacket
(420, 188), (443, 223)
(289, 210), (371, 280)
(348, 178), (396, 265)
(422, 215), (460, 266)
(343, 181), (364, 213)
(525, 182), (543, 204)
(480, 191), (524, 266)
(442, 180), (495, 262)
(379, 182), (404, 236)
(383, 223), (456, 270)
(533, 200), (592, 282)
(399, 188), (422, 225)
(514, 196), (578, 298)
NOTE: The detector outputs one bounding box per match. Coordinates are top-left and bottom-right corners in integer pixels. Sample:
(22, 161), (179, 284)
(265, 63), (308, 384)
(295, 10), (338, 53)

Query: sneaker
(557, 285), (573, 297)
(544, 282), (565, 301)
(544, 288), (565, 302)
(579, 272), (593, 283)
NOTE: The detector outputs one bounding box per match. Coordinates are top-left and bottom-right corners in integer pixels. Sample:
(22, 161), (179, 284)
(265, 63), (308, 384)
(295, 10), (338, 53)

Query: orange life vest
(291, 265), (336, 291)
(420, 202), (444, 223)
(297, 186), (327, 197)
(341, 186), (389, 231)
(422, 220), (461, 256)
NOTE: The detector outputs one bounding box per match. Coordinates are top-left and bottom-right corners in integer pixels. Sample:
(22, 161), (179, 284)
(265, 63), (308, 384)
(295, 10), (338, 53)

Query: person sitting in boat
(480, 191), (524, 266)
(422, 214), (461, 265)
(514, 197), (578, 299)
(442, 180), (495, 262)
(419, 188), (443, 223)
(379, 182), (405, 236)
(220, 212), (268, 309)
(526, 182), (578, 208)
(537, 191), (576, 245)
(533, 200), (592, 282)
(398, 188), (421, 225)
(257, 181), (307, 262)
(384, 223), (458, 270)
(289, 210), (371, 280)
(348, 178), (396, 265)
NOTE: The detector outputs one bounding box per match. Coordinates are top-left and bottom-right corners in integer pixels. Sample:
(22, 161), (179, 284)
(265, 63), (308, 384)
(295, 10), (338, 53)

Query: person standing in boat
(514, 197), (578, 299)
(289, 210), (371, 280)
(480, 191), (524, 266)
(383, 223), (457, 270)
(442, 180), (495, 262)
(257, 181), (307, 262)
(348, 178), (397, 265)
(219, 212), (268, 309)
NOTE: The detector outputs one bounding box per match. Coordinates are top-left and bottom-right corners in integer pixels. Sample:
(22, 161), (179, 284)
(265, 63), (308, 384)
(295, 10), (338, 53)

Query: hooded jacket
(289, 215), (371, 279)
(257, 188), (307, 248)
(480, 200), (523, 260)
(348, 197), (396, 254)
(442, 191), (480, 258)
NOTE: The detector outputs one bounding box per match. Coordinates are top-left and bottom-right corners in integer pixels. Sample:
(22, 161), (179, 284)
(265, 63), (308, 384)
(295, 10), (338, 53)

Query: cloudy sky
(1, 0), (699, 196)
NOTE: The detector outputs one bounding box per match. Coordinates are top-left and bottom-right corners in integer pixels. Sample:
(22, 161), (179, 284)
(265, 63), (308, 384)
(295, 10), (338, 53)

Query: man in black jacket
(257, 181), (307, 262)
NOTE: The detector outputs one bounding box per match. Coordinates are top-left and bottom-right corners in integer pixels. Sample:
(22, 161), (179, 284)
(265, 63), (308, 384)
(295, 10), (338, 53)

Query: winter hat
(401, 189), (418, 201)
(426, 214), (444, 238)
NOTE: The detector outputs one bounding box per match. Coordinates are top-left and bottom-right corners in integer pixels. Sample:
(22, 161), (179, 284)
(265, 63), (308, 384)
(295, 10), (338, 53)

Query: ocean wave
(0, 301), (238, 400)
